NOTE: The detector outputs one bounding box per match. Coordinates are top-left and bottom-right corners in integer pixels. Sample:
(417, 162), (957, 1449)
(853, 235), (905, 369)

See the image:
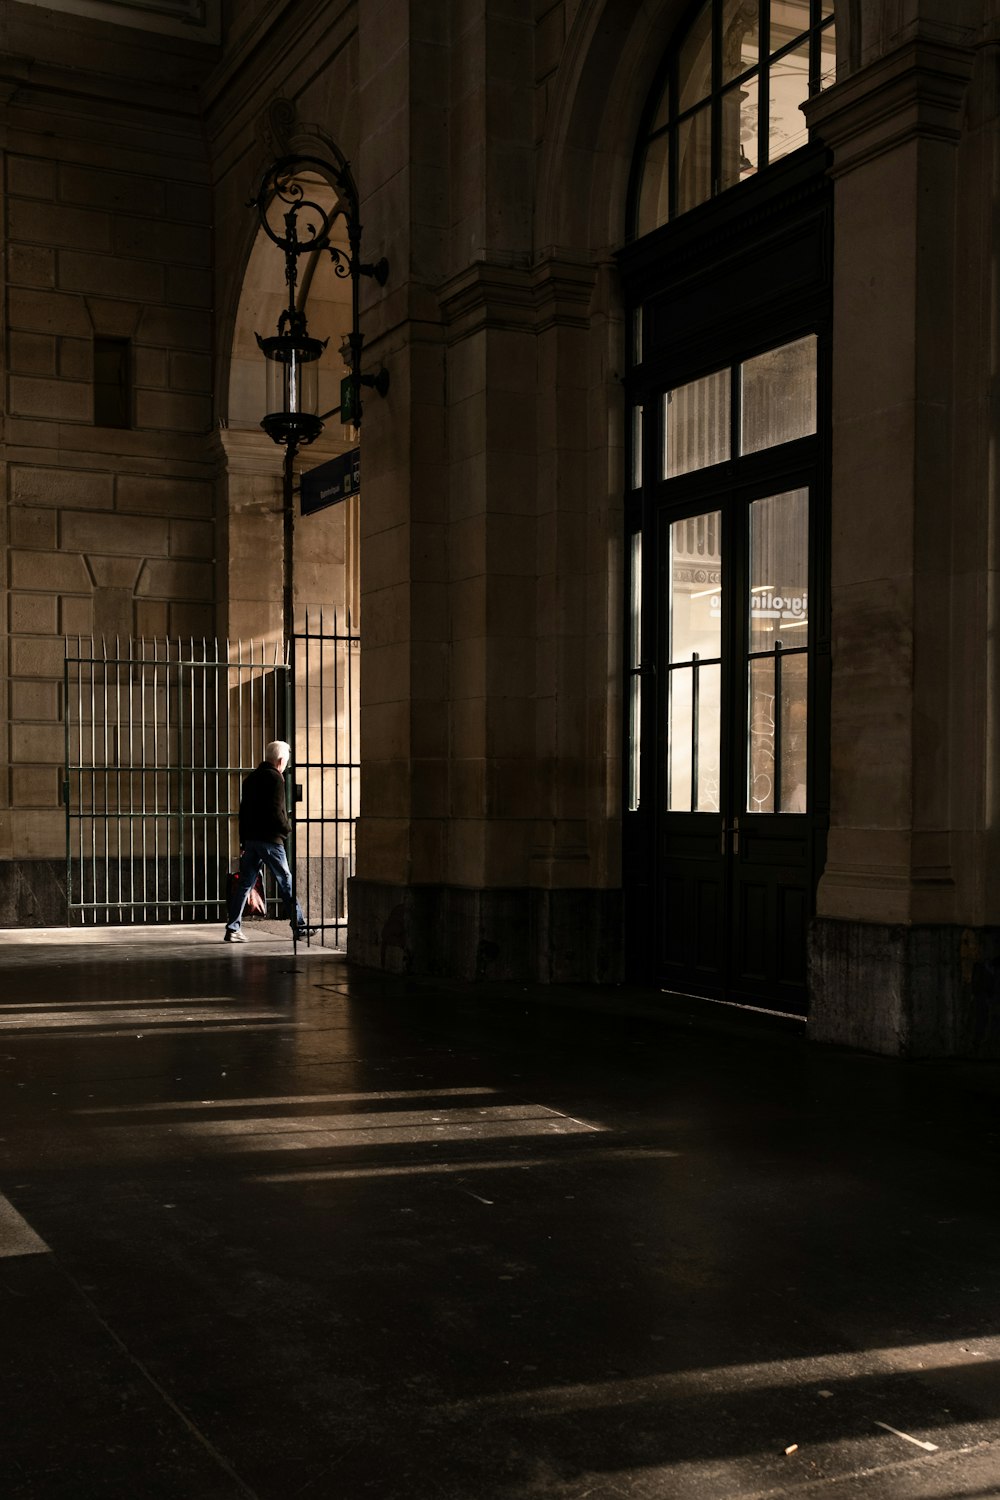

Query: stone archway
(219, 114), (360, 646)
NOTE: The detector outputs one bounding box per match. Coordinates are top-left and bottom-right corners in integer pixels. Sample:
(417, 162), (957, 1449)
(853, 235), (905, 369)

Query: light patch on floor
(0, 1193), (49, 1258)
(78, 1086), (502, 1115)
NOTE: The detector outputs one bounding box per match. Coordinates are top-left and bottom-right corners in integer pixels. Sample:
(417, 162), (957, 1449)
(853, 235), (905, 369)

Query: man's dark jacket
(239, 762), (290, 844)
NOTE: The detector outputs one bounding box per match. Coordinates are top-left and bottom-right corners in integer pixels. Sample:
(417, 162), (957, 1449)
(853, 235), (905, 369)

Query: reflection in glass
(668, 513), (722, 813)
(769, 39), (810, 162)
(748, 657), (776, 813)
(720, 76), (758, 193)
(746, 650), (809, 813)
(678, 2), (714, 113)
(628, 531), (642, 812)
(780, 652), (808, 812)
(748, 489), (808, 654)
(740, 335), (817, 454)
(770, 0), (810, 54)
(722, 0), (760, 83)
(664, 370), (730, 478)
(637, 135), (670, 236)
(677, 106), (713, 216)
(747, 489), (808, 814)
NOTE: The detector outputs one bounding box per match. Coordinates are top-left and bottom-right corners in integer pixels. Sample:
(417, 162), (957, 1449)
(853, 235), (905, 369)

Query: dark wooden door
(648, 357), (822, 1015)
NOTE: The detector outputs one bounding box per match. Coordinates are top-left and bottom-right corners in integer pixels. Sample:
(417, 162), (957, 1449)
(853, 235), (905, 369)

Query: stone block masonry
(2, 37), (217, 877)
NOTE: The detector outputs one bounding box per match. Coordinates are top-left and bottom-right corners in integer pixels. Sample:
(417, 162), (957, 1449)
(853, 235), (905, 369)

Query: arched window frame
(629, 0), (836, 238)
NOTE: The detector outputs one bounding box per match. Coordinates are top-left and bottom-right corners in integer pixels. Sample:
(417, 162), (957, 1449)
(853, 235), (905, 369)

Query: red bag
(225, 869), (266, 915)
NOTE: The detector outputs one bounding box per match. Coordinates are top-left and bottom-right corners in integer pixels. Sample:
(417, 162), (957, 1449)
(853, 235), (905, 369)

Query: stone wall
(1, 5), (217, 873)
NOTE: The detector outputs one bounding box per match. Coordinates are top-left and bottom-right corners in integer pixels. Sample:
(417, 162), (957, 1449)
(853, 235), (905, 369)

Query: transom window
(633, 0), (836, 235)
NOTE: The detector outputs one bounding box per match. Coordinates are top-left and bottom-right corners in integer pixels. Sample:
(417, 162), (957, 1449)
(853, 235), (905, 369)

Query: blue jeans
(226, 840), (304, 934)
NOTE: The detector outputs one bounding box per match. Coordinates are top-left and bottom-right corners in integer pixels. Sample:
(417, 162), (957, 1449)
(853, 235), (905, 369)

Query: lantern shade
(256, 330), (328, 446)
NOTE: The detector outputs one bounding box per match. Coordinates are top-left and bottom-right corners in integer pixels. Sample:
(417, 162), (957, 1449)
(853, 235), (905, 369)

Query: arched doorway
(218, 148), (361, 947)
(620, 0), (837, 1013)
(223, 173), (358, 644)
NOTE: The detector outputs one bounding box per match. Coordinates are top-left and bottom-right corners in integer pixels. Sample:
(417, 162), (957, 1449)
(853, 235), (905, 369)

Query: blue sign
(300, 448), (360, 515)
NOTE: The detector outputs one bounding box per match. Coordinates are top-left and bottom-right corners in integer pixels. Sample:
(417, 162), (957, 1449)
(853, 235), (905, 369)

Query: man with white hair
(224, 740), (313, 943)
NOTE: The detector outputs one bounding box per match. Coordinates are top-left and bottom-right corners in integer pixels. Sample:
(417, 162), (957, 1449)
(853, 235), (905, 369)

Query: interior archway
(222, 185), (358, 643)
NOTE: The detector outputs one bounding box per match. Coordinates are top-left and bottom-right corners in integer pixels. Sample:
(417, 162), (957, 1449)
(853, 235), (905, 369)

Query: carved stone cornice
(804, 38), (976, 176)
(439, 257), (597, 343)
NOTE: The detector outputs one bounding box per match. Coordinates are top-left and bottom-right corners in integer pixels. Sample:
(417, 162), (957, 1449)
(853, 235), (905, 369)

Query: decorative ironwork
(249, 151), (389, 448)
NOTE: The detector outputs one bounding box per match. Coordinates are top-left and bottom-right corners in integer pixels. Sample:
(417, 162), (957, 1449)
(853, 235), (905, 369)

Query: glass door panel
(746, 488), (809, 814)
(667, 510), (722, 812)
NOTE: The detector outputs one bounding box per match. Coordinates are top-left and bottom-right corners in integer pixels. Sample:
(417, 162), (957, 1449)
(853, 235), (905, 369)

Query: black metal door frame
(619, 148), (833, 1009)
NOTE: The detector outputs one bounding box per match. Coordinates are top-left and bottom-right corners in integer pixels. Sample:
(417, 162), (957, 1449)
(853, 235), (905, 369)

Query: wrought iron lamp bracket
(250, 150), (389, 445)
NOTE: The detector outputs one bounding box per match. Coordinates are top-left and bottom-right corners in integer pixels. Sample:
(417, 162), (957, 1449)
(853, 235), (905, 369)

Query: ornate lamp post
(249, 148), (388, 641)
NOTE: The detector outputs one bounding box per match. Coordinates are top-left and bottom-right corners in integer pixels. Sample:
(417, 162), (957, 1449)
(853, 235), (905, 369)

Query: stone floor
(2, 926), (1000, 1499)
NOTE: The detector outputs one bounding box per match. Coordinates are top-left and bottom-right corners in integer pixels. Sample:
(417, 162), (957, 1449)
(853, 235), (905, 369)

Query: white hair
(265, 740), (291, 766)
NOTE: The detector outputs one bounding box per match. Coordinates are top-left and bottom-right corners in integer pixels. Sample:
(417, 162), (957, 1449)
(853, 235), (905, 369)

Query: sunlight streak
(78, 1086), (502, 1115)
(253, 1146), (681, 1183)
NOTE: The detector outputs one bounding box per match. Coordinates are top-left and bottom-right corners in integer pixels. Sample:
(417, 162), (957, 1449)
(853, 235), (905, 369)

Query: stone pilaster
(805, 34), (983, 1052)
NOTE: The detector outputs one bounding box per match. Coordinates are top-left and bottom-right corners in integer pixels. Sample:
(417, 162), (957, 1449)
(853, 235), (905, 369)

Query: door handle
(721, 816), (740, 855)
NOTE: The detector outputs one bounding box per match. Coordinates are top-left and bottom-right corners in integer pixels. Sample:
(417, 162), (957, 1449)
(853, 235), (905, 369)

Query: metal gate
(64, 614), (359, 945)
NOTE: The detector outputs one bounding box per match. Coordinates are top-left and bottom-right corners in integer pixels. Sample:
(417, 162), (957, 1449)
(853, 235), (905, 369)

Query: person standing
(224, 740), (313, 943)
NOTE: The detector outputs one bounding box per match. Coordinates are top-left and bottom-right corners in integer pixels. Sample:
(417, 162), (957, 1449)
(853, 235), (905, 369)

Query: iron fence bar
(127, 639), (133, 921)
(318, 608), (325, 942)
(201, 640), (209, 921)
(89, 641), (97, 925)
(65, 632), (348, 929)
(347, 606), (355, 946)
(63, 647), (71, 920)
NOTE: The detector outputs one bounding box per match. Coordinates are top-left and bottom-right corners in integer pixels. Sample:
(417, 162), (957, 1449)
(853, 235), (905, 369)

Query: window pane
(696, 662), (721, 811)
(740, 335), (817, 454)
(668, 667), (694, 811)
(720, 76), (758, 193)
(629, 531), (642, 669)
(650, 77), (670, 132)
(631, 405), (643, 489)
(748, 489), (809, 654)
(94, 336), (131, 429)
(678, 2), (713, 114)
(818, 19), (836, 90)
(748, 657), (776, 813)
(669, 512), (722, 664)
(722, 0), (760, 83)
(780, 653), (808, 812)
(676, 105), (712, 216)
(636, 135), (670, 236)
(629, 674), (642, 812)
(664, 370), (730, 478)
(668, 662), (722, 813)
(769, 38), (810, 162)
(770, 0), (810, 55)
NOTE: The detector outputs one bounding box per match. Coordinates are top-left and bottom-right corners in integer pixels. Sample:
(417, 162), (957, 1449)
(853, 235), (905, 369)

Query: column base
(809, 917), (1000, 1057)
(0, 859), (68, 927)
(347, 879), (623, 984)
